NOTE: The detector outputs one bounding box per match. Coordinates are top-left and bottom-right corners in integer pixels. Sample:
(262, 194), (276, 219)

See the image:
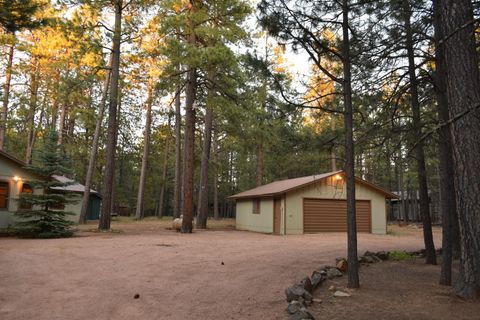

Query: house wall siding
(236, 198), (274, 233)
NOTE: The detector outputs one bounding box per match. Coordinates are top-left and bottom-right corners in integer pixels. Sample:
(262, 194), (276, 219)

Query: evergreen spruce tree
(15, 130), (76, 238)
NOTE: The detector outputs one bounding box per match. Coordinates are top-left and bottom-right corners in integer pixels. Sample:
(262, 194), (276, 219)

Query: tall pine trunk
(26, 61), (39, 164)
(433, 0), (460, 286)
(181, 1), (197, 233)
(255, 139), (264, 187)
(157, 115), (171, 218)
(135, 83), (154, 220)
(438, 0), (480, 299)
(196, 101), (214, 229)
(212, 131), (219, 220)
(0, 41), (14, 150)
(79, 54), (112, 224)
(99, 0), (122, 230)
(342, 0), (359, 289)
(404, 1), (436, 264)
(173, 86), (182, 219)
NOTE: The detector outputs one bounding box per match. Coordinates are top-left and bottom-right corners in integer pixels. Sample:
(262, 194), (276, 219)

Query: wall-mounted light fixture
(335, 174), (343, 181)
(13, 176), (21, 182)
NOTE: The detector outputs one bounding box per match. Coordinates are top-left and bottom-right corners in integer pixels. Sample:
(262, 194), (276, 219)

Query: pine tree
(14, 130), (76, 238)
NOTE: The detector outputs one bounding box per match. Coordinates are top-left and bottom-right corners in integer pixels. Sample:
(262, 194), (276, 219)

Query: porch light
(13, 176), (21, 182)
(335, 174), (342, 180)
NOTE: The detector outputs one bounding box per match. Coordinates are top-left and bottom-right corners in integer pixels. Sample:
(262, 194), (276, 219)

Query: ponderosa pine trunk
(212, 131), (219, 220)
(433, 0), (460, 286)
(99, 0), (122, 230)
(79, 54), (112, 224)
(181, 0), (197, 233)
(25, 61), (39, 164)
(256, 140), (264, 187)
(404, 1), (436, 264)
(342, 0), (359, 289)
(0, 42), (14, 150)
(181, 66), (196, 233)
(196, 101), (214, 229)
(135, 83), (154, 220)
(173, 86), (182, 218)
(157, 115), (171, 218)
(437, 0), (480, 299)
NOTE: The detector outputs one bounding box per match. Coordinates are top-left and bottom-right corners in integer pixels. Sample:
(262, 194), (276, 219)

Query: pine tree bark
(26, 61), (39, 164)
(255, 140), (264, 187)
(437, 0), (480, 298)
(0, 42), (14, 150)
(342, 0), (359, 289)
(212, 131), (219, 220)
(181, 0), (197, 233)
(157, 115), (171, 218)
(99, 0), (122, 230)
(433, 0), (460, 286)
(173, 86), (182, 218)
(196, 101), (214, 229)
(79, 54), (112, 224)
(135, 83), (154, 220)
(404, 1), (436, 264)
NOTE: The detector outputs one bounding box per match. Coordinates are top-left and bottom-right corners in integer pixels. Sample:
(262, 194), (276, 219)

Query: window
(252, 199), (261, 214)
(0, 181), (8, 209)
(19, 183), (33, 210)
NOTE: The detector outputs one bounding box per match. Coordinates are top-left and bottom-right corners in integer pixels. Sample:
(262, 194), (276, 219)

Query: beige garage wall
(285, 176), (387, 235)
(236, 198), (274, 233)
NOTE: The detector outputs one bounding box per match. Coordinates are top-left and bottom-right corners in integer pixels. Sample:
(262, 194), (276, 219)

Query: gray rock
(359, 255), (375, 264)
(333, 290), (351, 297)
(285, 285), (313, 303)
(326, 267), (343, 279)
(286, 301), (303, 314)
(364, 250), (376, 257)
(299, 277), (313, 294)
(310, 270), (326, 290)
(290, 307), (315, 320)
(376, 251), (389, 260)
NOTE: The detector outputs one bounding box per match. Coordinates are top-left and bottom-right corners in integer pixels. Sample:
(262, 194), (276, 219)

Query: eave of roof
(229, 171), (398, 200)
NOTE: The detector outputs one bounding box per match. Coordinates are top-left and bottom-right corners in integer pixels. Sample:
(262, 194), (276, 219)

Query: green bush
(388, 251), (414, 261)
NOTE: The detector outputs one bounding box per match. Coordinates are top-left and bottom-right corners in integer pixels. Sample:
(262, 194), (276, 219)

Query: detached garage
(230, 171), (397, 235)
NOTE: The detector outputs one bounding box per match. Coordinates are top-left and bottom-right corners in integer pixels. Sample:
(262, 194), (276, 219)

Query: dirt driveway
(0, 220), (440, 320)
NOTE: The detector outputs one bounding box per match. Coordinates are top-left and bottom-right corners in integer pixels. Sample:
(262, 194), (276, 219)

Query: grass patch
(389, 251), (414, 261)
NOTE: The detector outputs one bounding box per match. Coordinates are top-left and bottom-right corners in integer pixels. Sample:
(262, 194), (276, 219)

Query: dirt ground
(309, 259), (480, 320)
(0, 219), (449, 320)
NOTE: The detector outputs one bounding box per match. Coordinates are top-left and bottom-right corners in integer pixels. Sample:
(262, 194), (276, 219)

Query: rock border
(284, 249), (442, 320)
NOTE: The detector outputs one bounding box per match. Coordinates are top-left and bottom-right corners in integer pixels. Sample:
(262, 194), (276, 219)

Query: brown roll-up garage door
(303, 199), (371, 233)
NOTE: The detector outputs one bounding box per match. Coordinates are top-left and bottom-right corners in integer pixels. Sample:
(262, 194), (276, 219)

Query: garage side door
(303, 199), (371, 233)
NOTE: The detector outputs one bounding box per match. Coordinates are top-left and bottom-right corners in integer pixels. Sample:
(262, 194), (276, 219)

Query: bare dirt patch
(309, 258), (480, 320)
(0, 220), (443, 320)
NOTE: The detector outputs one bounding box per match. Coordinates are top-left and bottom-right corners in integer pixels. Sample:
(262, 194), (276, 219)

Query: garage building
(230, 171), (397, 235)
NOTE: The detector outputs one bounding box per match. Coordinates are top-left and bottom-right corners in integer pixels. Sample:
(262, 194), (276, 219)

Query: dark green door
(87, 195), (101, 220)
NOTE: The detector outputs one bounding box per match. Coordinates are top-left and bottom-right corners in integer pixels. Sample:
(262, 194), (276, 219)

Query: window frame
(0, 180), (9, 210)
(19, 183), (33, 210)
(252, 199), (261, 214)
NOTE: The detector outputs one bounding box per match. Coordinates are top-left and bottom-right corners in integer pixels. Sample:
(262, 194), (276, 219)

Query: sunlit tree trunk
(79, 54), (112, 224)
(99, 0), (122, 230)
(0, 42), (15, 150)
(26, 60), (40, 164)
(157, 115), (171, 218)
(212, 131), (219, 220)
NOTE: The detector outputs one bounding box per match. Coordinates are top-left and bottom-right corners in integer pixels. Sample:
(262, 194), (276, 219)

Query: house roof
(52, 175), (100, 196)
(229, 171), (397, 200)
(0, 150), (100, 197)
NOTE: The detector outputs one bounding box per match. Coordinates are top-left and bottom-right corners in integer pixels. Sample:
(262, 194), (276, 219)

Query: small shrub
(389, 251), (414, 261)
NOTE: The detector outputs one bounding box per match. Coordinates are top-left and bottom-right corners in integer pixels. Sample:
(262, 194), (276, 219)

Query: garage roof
(229, 171), (397, 199)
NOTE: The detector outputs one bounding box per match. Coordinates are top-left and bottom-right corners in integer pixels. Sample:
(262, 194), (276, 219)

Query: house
(229, 171), (397, 235)
(0, 150), (101, 229)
